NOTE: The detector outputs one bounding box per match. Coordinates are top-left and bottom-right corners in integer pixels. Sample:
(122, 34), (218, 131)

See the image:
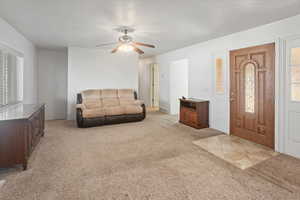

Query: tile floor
(193, 134), (278, 169)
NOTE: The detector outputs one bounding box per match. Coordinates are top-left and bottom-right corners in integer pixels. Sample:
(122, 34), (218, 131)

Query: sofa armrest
(76, 104), (85, 128)
(134, 100), (144, 106)
(77, 93), (83, 104)
(76, 104), (86, 110)
(141, 103), (146, 119)
(134, 91), (138, 100)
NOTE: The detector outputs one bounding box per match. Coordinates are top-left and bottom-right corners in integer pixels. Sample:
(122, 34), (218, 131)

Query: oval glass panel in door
(245, 63), (255, 113)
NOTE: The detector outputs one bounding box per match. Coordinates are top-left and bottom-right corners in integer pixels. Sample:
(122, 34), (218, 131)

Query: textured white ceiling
(0, 0), (300, 56)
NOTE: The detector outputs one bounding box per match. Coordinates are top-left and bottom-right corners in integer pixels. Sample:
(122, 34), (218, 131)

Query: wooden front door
(230, 43), (275, 148)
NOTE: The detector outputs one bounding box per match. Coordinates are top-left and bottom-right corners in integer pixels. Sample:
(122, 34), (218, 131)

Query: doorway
(169, 59), (189, 115)
(149, 63), (159, 111)
(230, 43), (275, 148)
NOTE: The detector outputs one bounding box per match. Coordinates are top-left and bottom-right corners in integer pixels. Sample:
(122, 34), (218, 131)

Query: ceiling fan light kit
(96, 26), (155, 55)
(118, 44), (134, 52)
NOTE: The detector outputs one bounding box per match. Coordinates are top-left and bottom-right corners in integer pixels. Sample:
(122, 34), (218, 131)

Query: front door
(230, 43), (275, 148)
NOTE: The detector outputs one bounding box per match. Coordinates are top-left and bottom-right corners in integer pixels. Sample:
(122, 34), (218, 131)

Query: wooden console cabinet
(179, 98), (209, 129)
(0, 104), (45, 170)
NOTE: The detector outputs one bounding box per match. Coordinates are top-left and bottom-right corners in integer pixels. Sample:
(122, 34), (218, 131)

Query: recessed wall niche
(215, 57), (225, 94)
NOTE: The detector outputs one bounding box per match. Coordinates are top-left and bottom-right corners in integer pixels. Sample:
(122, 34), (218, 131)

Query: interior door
(285, 38), (300, 158)
(230, 43), (275, 148)
(150, 63), (159, 107)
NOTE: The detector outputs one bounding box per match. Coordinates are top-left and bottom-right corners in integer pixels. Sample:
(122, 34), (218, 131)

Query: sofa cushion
(124, 105), (143, 114)
(102, 98), (119, 107)
(104, 106), (125, 116)
(82, 108), (105, 118)
(82, 89), (101, 100)
(119, 99), (144, 106)
(119, 98), (135, 105)
(101, 89), (118, 98)
(83, 100), (102, 109)
(118, 89), (135, 99)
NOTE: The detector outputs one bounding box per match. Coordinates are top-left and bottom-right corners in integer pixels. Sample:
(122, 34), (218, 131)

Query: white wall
(0, 17), (37, 104)
(37, 48), (68, 120)
(138, 57), (156, 107)
(169, 59), (189, 115)
(156, 14), (300, 136)
(67, 47), (139, 120)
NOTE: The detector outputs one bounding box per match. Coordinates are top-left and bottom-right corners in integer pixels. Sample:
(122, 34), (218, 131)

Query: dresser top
(0, 103), (44, 121)
(179, 98), (209, 103)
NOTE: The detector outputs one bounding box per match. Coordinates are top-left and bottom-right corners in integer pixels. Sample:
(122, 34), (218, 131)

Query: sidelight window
(245, 63), (255, 113)
(290, 47), (300, 102)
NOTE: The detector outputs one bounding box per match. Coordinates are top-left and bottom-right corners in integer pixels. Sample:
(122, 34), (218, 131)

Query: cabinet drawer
(180, 107), (190, 121)
(180, 108), (198, 124)
(188, 111), (198, 124)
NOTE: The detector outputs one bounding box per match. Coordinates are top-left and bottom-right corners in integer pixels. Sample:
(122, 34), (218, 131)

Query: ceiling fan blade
(111, 48), (118, 53)
(111, 46), (119, 53)
(96, 42), (118, 47)
(131, 44), (144, 55)
(133, 42), (155, 48)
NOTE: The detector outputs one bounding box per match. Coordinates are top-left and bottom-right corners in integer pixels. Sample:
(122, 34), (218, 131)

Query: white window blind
(0, 45), (24, 107)
(0, 50), (7, 106)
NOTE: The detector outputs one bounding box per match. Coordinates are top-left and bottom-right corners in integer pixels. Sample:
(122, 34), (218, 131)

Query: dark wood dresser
(179, 98), (209, 129)
(0, 104), (45, 170)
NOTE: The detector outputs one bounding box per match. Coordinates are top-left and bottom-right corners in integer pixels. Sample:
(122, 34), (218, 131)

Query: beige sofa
(76, 89), (146, 127)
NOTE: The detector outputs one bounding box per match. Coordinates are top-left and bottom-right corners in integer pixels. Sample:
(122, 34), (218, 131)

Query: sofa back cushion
(82, 89), (101, 100)
(102, 98), (120, 107)
(101, 89), (118, 98)
(119, 98), (135, 105)
(83, 99), (103, 109)
(81, 89), (137, 108)
(118, 89), (135, 99)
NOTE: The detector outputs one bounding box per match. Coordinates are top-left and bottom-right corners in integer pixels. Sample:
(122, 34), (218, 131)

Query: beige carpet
(193, 134), (279, 169)
(0, 180), (5, 189)
(0, 112), (300, 200)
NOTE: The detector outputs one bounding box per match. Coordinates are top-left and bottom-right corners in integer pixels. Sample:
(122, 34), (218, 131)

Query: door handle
(230, 98), (235, 102)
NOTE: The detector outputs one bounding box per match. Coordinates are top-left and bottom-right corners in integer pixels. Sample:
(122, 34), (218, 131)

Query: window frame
(0, 43), (24, 108)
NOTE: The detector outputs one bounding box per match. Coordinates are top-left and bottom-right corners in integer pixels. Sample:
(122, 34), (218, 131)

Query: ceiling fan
(96, 27), (155, 55)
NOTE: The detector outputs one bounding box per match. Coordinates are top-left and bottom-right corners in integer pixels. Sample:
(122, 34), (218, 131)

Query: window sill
(0, 102), (23, 111)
